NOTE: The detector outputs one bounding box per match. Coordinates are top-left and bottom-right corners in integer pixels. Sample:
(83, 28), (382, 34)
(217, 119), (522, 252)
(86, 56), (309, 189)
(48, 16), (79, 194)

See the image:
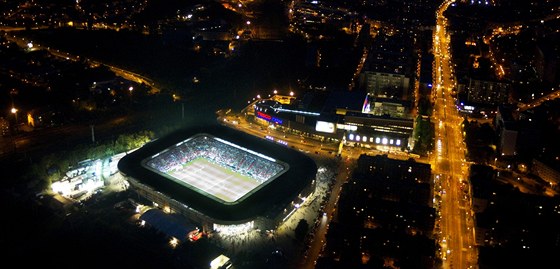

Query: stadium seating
(146, 136), (283, 182)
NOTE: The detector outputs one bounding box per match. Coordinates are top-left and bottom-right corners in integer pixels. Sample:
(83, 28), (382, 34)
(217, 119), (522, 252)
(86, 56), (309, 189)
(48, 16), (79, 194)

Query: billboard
(315, 121), (335, 133)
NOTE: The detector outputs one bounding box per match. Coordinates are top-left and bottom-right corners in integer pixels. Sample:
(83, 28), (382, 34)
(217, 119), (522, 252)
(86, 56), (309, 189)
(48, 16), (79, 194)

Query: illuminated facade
(253, 92), (414, 151)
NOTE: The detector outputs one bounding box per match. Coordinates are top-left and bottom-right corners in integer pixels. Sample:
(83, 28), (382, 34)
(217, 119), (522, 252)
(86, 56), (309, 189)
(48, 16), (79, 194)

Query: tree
(418, 97), (433, 116)
(413, 116), (435, 155)
(23, 129), (156, 192)
(294, 219), (309, 241)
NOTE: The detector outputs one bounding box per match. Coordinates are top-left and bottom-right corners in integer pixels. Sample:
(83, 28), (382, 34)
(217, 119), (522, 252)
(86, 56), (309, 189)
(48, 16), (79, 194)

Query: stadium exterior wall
(127, 176), (316, 231)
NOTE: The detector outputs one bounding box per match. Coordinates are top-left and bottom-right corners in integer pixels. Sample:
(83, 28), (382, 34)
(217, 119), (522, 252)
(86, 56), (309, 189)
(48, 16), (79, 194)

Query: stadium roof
(118, 124), (317, 223)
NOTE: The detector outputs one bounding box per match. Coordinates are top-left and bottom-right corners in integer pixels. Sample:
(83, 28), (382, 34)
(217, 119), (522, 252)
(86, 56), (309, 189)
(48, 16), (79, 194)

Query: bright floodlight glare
(169, 237), (179, 248)
(210, 255), (231, 269)
(51, 181), (69, 195)
(11, 107), (17, 114)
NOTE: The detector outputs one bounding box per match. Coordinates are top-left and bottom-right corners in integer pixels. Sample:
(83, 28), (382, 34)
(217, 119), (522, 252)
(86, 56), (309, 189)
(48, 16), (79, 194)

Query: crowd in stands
(146, 136), (284, 182)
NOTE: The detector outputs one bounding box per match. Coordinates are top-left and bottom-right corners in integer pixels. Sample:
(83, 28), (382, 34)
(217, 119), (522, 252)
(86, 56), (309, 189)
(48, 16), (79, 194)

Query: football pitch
(167, 157), (261, 203)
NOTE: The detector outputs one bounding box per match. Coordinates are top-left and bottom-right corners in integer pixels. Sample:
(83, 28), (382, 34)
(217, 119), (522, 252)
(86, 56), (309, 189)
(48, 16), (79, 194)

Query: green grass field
(167, 157), (261, 203)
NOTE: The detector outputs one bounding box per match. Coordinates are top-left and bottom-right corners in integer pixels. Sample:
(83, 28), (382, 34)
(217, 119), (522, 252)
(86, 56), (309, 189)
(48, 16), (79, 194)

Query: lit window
(349, 134), (354, 140)
(356, 135), (361, 141)
(389, 139), (394, 145)
(382, 138), (388, 145)
(362, 136), (367, 142)
(396, 139), (401, 146)
(375, 137), (381, 144)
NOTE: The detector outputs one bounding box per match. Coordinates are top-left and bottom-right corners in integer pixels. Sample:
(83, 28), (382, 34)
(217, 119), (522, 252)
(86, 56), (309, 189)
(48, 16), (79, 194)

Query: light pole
(91, 124), (95, 143)
(128, 86), (134, 106)
(11, 107), (18, 133)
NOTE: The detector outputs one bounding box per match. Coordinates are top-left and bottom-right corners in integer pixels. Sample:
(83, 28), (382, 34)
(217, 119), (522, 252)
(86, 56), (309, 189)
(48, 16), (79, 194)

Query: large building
(118, 124), (317, 233)
(360, 71), (411, 99)
(532, 157), (560, 190)
(253, 91), (414, 151)
(458, 78), (510, 105)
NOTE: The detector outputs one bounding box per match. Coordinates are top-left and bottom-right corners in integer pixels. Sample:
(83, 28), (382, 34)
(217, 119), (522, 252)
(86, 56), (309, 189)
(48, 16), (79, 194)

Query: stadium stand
(146, 136), (284, 182)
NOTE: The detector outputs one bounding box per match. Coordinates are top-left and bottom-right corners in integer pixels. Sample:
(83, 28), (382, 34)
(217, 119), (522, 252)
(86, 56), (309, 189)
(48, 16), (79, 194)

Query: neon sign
(257, 111), (272, 120)
(257, 111), (283, 124)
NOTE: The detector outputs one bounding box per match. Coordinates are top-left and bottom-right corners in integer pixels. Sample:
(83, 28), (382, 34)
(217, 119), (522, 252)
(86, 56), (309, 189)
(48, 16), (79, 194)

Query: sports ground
(118, 125), (317, 222)
(167, 157), (260, 203)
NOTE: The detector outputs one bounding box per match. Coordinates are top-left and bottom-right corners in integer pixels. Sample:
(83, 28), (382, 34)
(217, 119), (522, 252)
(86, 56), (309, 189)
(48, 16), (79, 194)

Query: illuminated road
(220, 103), (433, 268)
(301, 159), (353, 269)
(433, 1), (478, 268)
(3, 31), (159, 93)
(517, 88), (560, 112)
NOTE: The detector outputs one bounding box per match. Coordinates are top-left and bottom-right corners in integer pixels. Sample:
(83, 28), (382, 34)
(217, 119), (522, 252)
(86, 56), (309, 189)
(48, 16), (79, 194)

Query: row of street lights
(248, 89), (295, 103)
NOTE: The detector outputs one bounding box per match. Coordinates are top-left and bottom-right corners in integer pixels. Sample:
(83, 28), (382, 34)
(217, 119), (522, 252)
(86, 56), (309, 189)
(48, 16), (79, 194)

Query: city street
(220, 103), (432, 268)
(432, 1), (478, 268)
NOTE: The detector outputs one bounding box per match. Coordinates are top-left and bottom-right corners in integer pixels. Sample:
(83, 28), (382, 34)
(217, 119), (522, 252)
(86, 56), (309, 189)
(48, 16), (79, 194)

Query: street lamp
(290, 91), (294, 97)
(11, 107), (18, 132)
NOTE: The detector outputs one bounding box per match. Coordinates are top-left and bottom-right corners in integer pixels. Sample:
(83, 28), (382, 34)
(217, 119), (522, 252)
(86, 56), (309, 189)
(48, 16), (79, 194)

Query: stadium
(118, 124), (317, 233)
